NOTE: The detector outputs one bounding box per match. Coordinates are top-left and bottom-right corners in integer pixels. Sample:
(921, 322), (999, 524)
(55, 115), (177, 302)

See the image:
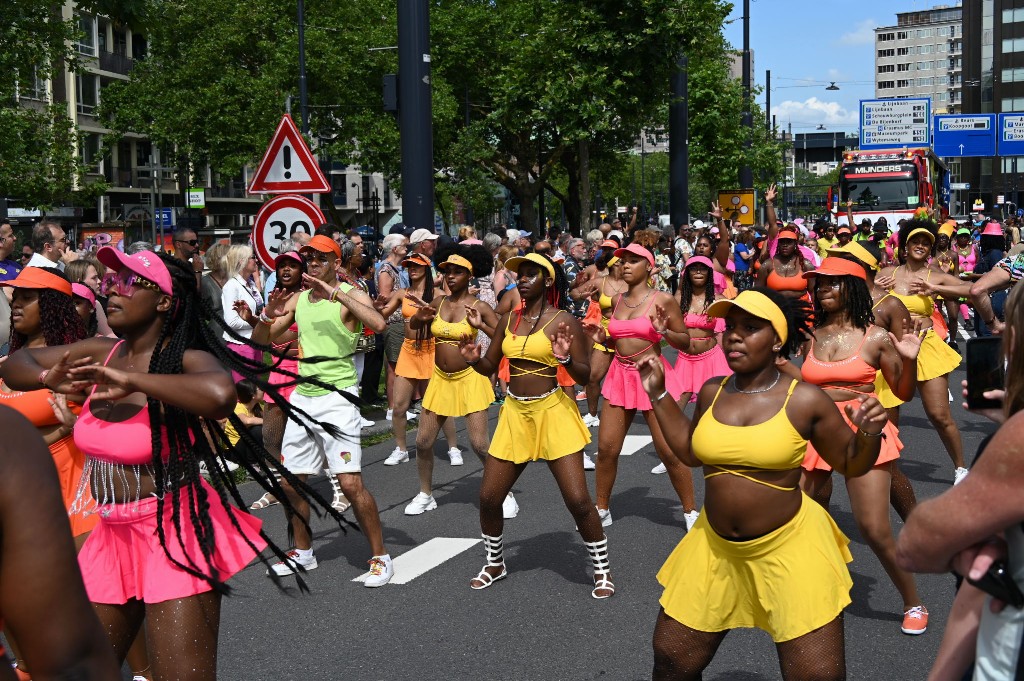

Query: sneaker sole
(364, 575), (393, 588)
(269, 560), (318, 577)
(901, 626), (927, 635)
(405, 500), (438, 515)
(450, 459), (464, 466)
(383, 457), (409, 466)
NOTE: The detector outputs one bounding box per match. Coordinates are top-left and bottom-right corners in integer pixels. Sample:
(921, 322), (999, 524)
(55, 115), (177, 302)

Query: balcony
(98, 50), (134, 75)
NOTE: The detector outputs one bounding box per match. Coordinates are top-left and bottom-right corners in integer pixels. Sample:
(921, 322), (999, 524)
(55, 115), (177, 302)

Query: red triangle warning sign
(248, 114), (330, 194)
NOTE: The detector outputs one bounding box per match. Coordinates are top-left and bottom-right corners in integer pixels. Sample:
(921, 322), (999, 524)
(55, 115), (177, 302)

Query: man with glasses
(172, 227), (203, 285)
(25, 220), (67, 271)
(0, 222), (23, 283)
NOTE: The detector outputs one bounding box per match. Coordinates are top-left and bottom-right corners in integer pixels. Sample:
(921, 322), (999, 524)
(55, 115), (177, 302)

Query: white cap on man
(506, 228), (521, 241)
(409, 228), (439, 245)
(692, 219), (706, 230)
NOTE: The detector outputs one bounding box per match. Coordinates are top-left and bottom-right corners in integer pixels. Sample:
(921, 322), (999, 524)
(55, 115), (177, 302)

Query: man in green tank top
(257, 235), (394, 586)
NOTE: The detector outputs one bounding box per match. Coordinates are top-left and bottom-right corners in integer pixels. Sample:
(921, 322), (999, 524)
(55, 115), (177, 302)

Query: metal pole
(641, 136), (646, 218)
(298, 0), (309, 134)
(739, 0), (753, 189)
(669, 54), (689, 228)
(765, 69), (771, 131)
(397, 0), (435, 231)
(464, 85), (474, 226)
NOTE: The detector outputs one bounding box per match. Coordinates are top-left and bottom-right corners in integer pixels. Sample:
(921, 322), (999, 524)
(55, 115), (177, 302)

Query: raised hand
(845, 395), (887, 435)
(636, 355), (666, 397)
(458, 336), (482, 364)
(889, 319), (925, 361)
(264, 288), (294, 319)
(68, 362), (135, 401)
(465, 304), (484, 329)
(710, 202), (722, 219)
(43, 351), (93, 395)
(47, 393), (77, 430)
(301, 273), (335, 300)
(373, 293), (389, 311)
(649, 302), (670, 334)
(233, 299), (255, 324)
(581, 320), (607, 345)
(552, 322), (574, 357)
(875, 273), (896, 290)
(905, 277), (934, 296)
(765, 183), (777, 204)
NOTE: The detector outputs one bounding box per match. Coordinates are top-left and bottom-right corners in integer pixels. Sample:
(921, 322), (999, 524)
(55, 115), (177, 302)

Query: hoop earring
(772, 345), (782, 353)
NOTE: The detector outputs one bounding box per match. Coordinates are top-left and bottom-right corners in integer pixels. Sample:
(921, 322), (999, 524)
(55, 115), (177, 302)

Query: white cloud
(774, 97), (859, 128)
(839, 19), (876, 46)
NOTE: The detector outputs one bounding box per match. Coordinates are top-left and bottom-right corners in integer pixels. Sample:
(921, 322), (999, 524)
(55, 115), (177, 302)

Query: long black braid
(755, 287), (814, 358)
(811, 276), (875, 331)
(147, 253), (359, 594)
(678, 263), (715, 317)
(10, 286), (87, 352)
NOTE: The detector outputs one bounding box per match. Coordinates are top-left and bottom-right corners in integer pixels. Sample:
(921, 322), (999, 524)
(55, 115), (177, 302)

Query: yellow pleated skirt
(657, 494), (853, 643)
(421, 365), (494, 417)
(874, 328), (961, 408)
(490, 389), (591, 463)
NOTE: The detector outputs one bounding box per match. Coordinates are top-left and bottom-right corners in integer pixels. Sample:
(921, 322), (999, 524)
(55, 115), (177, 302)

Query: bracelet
(466, 357), (479, 366)
(330, 286), (342, 302)
(652, 390), (670, 404)
(553, 353), (572, 366)
(858, 429), (883, 438)
(38, 369), (49, 387)
(258, 312), (275, 325)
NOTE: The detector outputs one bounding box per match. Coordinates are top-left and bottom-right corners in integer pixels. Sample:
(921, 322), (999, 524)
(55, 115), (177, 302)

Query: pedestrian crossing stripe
(620, 435), (653, 456)
(352, 537), (481, 585)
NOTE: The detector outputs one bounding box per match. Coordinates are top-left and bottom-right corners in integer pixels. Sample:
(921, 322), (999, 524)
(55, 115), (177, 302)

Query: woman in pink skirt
(584, 244), (699, 531)
(671, 256), (732, 405)
(1, 248), (346, 680)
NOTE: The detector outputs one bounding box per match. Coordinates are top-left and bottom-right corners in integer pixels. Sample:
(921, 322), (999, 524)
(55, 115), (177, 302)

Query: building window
(937, 27), (950, 37)
(878, 49), (895, 58)
(938, 92), (949, 102)
(1003, 8), (1024, 23)
(898, 63), (911, 72)
(897, 47), (910, 56)
(136, 140), (152, 169)
(80, 133), (102, 173)
(76, 73), (99, 115)
(897, 31), (908, 40)
(916, 61), (934, 70)
(878, 81), (895, 89)
(1002, 98), (1024, 111)
(878, 32), (895, 42)
(878, 64), (895, 74)
(1003, 38), (1024, 53)
(917, 77), (934, 86)
(897, 79), (911, 88)
(76, 13), (96, 56)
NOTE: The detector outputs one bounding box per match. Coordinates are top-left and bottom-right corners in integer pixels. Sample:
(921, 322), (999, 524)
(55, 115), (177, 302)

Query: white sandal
(471, 534), (507, 590)
(586, 536), (615, 599)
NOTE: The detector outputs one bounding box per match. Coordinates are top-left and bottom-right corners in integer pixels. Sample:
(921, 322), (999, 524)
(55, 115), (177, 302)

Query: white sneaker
(383, 447), (409, 466)
(360, 416), (374, 428)
(502, 492), (519, 519)
(448, 447), (464, 466)
(364, 555), (394, 587)
(385, 409), (393, 420)
(582, 413), (600, 428)
(269, 549), (317, 577)
(583, 453), (596, 470)
(404, 492), (438, 515)
(684, 510), (700, 531)
(954, 467), (969, 485)
(651, 462), (667, 475)
(597, 507), (612, 527)
(406, 410), (419, 421)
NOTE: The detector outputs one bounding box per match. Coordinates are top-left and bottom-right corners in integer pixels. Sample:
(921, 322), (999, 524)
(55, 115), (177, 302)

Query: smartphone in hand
(967, 559), (1024, 609)
(966, 338), (1004, 410)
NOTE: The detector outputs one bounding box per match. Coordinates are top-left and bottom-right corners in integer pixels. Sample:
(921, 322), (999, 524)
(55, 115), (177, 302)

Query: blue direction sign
(933, 114), (996, 157)
(999, 114), (1024, 156)
(860, 98), (930, 150)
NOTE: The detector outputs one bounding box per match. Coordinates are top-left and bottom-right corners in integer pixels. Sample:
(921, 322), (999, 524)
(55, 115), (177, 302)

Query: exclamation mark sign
(283, 145), (292, 179)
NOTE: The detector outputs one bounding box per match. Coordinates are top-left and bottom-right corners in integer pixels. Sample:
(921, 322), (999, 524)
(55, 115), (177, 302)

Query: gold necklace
(621, 287), (654, 309)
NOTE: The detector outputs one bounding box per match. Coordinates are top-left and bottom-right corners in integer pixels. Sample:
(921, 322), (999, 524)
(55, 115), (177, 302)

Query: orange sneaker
(901, 605), (928, 635)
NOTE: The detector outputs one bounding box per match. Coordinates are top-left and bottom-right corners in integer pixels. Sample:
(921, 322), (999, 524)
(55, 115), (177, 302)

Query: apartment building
(874, 5), (963, 115)
(8, 3), (400, 244)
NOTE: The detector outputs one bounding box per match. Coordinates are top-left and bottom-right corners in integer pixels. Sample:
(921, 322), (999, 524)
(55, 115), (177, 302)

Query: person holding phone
(897, 280), (1024, 680)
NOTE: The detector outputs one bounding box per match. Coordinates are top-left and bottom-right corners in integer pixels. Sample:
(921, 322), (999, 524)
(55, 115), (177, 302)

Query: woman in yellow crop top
(406, 252), (507, 517)
(569, 243), (626, 427)
(875, 217), (968, 483)
(375, 252), (457, 470)
(459, 252), (613, 598)
(635, 288), (887, 680)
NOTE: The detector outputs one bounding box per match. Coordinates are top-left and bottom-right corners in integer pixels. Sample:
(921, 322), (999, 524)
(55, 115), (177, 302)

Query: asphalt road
(213, 361), (992, 680)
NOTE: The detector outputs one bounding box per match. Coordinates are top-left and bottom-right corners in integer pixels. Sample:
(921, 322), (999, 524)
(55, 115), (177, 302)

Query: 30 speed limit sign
(251, 195), (325, 269)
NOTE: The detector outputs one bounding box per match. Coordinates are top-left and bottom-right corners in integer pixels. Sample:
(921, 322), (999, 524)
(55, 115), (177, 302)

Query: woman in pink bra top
(583, 243), (699, 531)
(0, 248), (348, 680)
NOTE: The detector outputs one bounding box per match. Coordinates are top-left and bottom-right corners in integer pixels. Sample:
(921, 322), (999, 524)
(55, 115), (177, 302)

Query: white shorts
(281, 390), (363, 475)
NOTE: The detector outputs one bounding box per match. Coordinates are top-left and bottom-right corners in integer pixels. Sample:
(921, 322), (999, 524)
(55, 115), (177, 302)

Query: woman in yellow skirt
(459, 252), (611, 598)
(405, 252), (510, 516)
(875, 215), (968, 484)
(636, 288), (887, 680)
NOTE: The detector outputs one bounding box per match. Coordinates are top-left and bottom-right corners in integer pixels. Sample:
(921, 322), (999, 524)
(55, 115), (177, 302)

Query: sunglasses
(175, 239), (199, 247)
(20, 253), (31, 260)
(102, 271), (162, 297)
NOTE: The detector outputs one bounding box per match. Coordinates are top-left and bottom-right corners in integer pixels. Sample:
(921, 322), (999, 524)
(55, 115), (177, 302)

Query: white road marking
(620, 435), (653, 456)
(352, 537), (481, 585)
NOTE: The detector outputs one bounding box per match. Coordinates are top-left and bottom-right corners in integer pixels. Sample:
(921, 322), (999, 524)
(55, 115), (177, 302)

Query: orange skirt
(53, 437), (98, 537)
(395, 338), (435, 380)
(802, 396), (902, 472)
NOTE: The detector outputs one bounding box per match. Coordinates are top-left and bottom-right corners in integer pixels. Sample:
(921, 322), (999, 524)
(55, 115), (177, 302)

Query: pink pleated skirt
(671, 344), (733, 402)
(601, 355), (683, 411)
(78, 478), (267, 604)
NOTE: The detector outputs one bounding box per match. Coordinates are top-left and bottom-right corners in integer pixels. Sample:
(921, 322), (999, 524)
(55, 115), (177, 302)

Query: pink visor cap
(71, 283), (97, 306)
(97, 246), (173, 295)
(612, 243), (655, 267)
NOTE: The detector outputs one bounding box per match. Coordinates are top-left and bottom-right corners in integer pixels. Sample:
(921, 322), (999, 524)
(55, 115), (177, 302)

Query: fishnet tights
(805, 462), (916, 522)
(652, 609), (846, 680)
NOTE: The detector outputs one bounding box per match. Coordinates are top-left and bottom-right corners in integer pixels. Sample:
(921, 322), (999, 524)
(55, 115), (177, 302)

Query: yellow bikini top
(888, 266), (934, 317)
(598, 278), (613, 311)
(692, 377), (805, 491)
(430, 297), (477, 345)
(501, 311), (559, 378)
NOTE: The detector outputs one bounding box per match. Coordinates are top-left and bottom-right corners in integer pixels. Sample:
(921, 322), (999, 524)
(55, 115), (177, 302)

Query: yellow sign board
(718, 189), (756, 226)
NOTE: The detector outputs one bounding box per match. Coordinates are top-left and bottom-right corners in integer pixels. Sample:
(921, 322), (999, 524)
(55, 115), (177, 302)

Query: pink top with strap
(607, 292), (661, 366)
(74, 341), (172, 466)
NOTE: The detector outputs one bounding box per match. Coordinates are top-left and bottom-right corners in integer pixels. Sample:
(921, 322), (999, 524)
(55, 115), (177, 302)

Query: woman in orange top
(757, 229), (813, 299)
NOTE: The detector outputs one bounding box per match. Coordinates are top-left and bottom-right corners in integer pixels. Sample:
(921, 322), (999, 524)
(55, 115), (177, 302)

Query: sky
(723, 0), (960, 135)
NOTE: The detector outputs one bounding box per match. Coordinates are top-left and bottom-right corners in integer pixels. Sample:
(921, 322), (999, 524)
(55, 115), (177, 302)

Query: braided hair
(9, 280), (87, 352)
(679, 262), (715, 316)
(811, 275), (875, 331)
(508, 254), (569, 340)
(896, 217), (937, 264)
(146, 253), (356, 594)
(755, 287), (813, 358)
